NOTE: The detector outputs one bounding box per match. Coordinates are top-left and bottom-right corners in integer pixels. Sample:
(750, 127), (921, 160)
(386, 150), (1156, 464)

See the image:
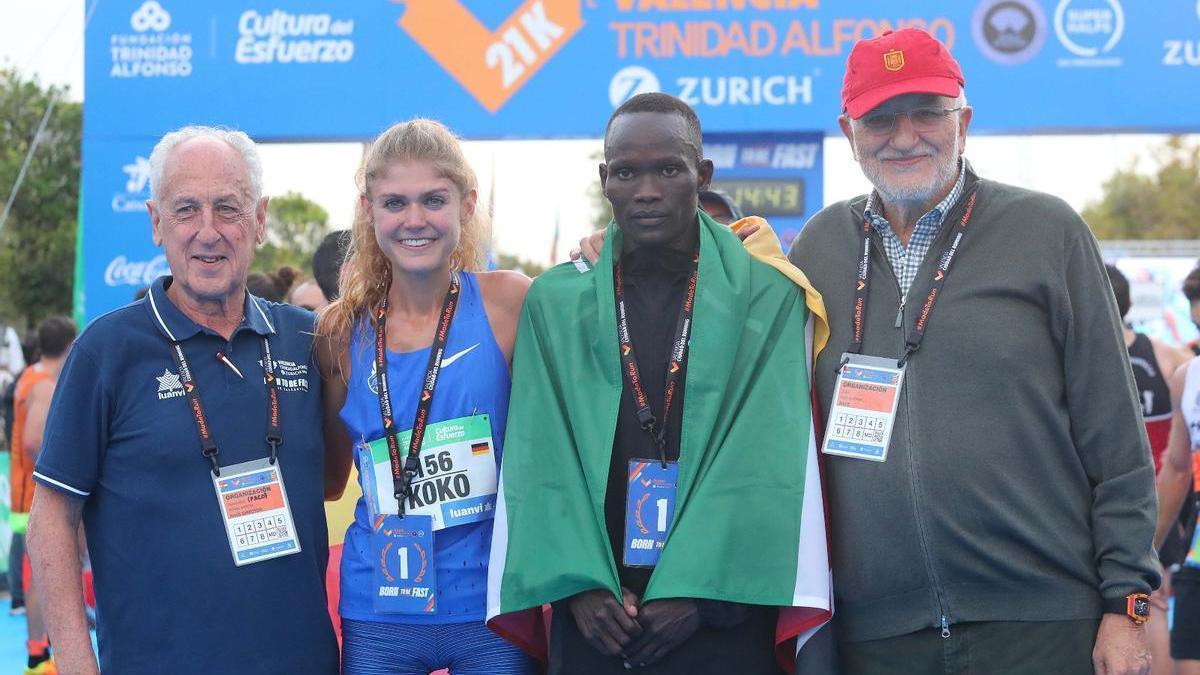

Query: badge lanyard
(846, 189), (979, 367)
(614, 249), (699, 467)
(170, 336), (282, 477)
(373, 275), (461, 516)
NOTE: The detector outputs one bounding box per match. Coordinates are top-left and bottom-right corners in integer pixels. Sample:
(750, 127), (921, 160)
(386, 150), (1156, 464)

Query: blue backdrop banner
(80, 0), (1199, 321)
(87, 0), (1200, 141)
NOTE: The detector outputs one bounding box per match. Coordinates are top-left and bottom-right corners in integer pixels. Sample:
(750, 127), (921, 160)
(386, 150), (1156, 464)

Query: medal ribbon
(171, 336), (281, 477)
(614, 249), (699, 467)
(847, 189), (979, 367)
(373, 275), (462, 515)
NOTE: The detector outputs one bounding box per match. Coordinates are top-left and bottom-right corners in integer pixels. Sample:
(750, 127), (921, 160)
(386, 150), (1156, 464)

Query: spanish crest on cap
(883, 49), (905, 72)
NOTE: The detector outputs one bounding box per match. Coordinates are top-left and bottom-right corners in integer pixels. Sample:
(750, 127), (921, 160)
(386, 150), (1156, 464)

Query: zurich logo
(609, 66), (660, 108)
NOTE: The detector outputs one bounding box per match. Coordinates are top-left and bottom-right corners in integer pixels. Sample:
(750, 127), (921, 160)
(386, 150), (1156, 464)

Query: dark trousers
(549, 601), (783, 675)
(838, 619), (1100, 675)
(7, 532), (23, 606)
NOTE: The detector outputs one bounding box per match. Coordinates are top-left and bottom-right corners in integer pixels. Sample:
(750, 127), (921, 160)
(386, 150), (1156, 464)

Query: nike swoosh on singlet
(440, 343), (479, 368)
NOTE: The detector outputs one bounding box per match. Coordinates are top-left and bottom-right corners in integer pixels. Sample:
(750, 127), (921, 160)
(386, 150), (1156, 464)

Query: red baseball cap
(841, 28), (965, 119)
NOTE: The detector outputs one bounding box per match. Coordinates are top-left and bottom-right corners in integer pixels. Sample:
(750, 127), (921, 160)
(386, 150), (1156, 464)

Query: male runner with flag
(487, 93), (831, 674)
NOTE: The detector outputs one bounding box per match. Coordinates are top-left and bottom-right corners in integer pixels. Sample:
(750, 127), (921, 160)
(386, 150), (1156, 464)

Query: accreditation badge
(364, 415), (498, 531)
(623, 459), (678, 568)
(371, 514), (437, 614)
(211, 457), (301, 566)
(821, 353), (905, 462)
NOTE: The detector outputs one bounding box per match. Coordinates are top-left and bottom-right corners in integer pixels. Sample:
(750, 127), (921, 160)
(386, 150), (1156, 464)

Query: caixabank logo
(393, 0), (584, 113)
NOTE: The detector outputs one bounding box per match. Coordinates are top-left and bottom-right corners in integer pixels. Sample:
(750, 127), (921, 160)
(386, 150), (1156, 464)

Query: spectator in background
(1156, 355), (1200, 675)
(1107, 265), (1193, 471)
(11, 315), (76, 674)
(1107, 264), (1192, 675)
(246, 265), (300, 303)
(2, 324), (30, 617)
(313, 230), (351, 302)
(1, 319), (26, 440)
(288, 279), (327, 312)
(698, 189), (744, 225)
(0, 322), (25, 387)
(1184, 264), (1200, 356)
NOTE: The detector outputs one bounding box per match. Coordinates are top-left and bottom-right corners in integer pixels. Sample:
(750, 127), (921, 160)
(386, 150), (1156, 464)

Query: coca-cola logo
(105, 255), (171, 287)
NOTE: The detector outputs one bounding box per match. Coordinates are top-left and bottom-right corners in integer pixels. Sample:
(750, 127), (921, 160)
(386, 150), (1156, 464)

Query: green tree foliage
(253, 190), (330, 274)
(1082, 136), (1200, 240)
(494, 252), (547, 278)
(0, 69), (81, 329)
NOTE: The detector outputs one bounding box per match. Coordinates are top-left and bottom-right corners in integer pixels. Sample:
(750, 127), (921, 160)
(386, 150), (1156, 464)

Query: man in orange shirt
(11, 316), (76, 675)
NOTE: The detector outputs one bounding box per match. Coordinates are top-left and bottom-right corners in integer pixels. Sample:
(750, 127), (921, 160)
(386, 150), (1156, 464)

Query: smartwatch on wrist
(1101, 593), (1151, 625)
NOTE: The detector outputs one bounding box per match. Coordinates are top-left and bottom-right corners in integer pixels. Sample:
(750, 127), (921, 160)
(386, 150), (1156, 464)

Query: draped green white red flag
(487, 213), (832, 670)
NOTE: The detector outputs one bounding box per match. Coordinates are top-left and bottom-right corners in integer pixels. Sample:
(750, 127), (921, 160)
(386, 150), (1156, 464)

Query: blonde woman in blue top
(317, 119), (533, 674)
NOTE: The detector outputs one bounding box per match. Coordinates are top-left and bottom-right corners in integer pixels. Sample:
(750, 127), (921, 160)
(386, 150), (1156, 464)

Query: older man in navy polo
(27, 127), (345, 674)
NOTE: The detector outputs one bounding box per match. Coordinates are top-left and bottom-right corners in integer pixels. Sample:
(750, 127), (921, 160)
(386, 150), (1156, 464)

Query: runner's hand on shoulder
(570, 230), (607, 266)
(732, 221), (758, 241)
(568, 587), (642, 657)
(623, 598), (701, 667)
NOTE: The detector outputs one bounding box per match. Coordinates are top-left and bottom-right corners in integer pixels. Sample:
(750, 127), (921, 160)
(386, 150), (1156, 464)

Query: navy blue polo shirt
(35, 276), (338, 674)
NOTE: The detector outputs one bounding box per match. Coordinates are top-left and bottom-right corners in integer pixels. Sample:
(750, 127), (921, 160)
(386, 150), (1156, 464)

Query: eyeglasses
(859, 107), (964, 135)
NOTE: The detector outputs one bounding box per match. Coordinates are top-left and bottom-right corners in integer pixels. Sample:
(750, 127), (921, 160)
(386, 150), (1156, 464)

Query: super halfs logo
(394, 0), (584, 112)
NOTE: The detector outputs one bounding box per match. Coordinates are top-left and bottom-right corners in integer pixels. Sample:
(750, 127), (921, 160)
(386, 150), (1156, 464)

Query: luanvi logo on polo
(972, 0), (1048, 65)
(393, 0), (584, 113)
(157, 368), (185, 400)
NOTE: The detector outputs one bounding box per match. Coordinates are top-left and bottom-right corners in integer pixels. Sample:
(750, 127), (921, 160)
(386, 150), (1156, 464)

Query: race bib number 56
(364, 415), (498, 531)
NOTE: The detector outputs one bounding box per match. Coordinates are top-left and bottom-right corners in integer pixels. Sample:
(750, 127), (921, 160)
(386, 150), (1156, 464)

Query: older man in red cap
(789, 28), (1158, 674)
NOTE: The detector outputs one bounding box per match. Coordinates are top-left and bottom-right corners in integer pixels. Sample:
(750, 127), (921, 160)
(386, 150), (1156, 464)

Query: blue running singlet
(339, 272), (510, 624)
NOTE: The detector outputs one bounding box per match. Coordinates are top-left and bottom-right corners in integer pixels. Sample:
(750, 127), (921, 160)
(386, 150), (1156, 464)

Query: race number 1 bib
(212, 457), (301, 566)
(822, 353), (905, 462)
(371, 514), (437, 614)
(363, 415), (498, 531)
(623, 460), (678, 568)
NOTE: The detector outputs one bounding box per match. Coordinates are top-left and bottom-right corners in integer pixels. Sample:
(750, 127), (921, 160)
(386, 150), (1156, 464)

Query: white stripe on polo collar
(147, 283), (177, 342)
(251, 296), (275, 333)
(151, 284), (276, 340)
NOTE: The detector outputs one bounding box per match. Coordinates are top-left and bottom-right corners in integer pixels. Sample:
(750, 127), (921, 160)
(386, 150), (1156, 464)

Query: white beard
(860, 135), (962, 208)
